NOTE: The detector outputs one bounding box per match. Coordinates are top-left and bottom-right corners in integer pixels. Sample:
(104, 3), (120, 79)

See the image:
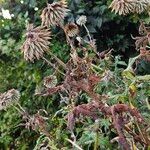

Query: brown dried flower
(22, 24), (51, 62)
(109, 0), (150, 15)
(0, 89), (20, 110)
(109, 0), (135, 15)
(133, 0), (150, 14)
(41, 1), (70, 27)
(64, 23), (79, 37)
(76, 15), (87, 26)
(43, 75), (57, 88)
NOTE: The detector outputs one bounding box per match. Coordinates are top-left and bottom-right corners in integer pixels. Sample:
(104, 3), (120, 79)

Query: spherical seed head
(43, 75), (57, 88)
(22, 24), (51, 62)
(0, 89), (20, 110)
(133, 0), (150, 14)
(109, 0), (134, 15)
(76, 15), (87, 26)
(41, 1), (70, 27)
(64, 23), (79, 37)
(109, 0), (150, 15)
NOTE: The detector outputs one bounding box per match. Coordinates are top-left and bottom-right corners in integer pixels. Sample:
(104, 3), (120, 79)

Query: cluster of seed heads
(0, 89), (20, 110)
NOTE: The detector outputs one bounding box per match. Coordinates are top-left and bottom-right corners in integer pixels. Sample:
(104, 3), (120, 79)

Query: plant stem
(83, 24), (92, 42)
(48, 51), (66, 69)
(66, 138), (83, 150)
(94, 131), (99, 150)
(42, 56), (65, 76)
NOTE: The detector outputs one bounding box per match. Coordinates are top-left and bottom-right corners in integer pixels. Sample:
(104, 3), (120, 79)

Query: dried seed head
(76, 15), (87, 26)
(64, 23), (79, 37)
(22, 24), (51, 62)
(43, 75), (57, 88)
(41, 1), (70, 27)
(109, 0), (150, 15)
(133, 0), (150, 14)
(109, 0), (135, 15)
(0, 89), (20, 110)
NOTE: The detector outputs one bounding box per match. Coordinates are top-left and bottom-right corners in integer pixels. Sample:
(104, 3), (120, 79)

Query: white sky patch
(1, 8), (12, 19)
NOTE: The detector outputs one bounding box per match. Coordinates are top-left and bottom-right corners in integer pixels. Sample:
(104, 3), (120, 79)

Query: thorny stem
(94, 131), (99, 150)
(83, 24), (92, 42)
(13, 105), (23, 114)
(42, 56), (65, 76)
(17, 103), (26, 113)
(135, 122), (146, 143)
(91, 64), (103, 72)
(71, 131), (77, 149)
(124, 126), (146, 146)
(48, 51), (66, 69)
(66, 138), (83, 150)
(12, 102), (26, 116)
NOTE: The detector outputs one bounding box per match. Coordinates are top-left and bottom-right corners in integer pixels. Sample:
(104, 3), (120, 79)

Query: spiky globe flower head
(41, 1), (70, 27)
(76, 15), (87, 26)
(109, 0), (135, 15)
(0, 89), (20, 110)
(133, 0), (150, 14)
(43, 75), (57, 88)
(64, 23), (79, 37)
(22, 24), (51, 62)
(109, 0), (150, 15)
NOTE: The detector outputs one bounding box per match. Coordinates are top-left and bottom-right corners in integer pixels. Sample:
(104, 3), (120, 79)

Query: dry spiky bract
(76, 15), (87, 26)
(43, 75), (57, 88)
(109, 0), (135, 15)
(41, 1), (70, 27)
(0, 89), (20, 110)
(22, 24), (51, 62)
(109, 0), (150, 15)
(64, 23), (79, 37)
(134, 0), (150, 14)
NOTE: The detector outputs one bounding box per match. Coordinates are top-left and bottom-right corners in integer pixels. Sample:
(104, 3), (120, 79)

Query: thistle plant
(18, 0), (150, 148)
(1, 0), (150, 150)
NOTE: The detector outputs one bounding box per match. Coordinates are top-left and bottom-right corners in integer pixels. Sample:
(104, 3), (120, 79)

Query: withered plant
(1, 0), (150, 150)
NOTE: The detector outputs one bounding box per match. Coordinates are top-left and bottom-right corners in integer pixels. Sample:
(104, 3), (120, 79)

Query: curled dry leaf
(132, 23), (150, 50)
